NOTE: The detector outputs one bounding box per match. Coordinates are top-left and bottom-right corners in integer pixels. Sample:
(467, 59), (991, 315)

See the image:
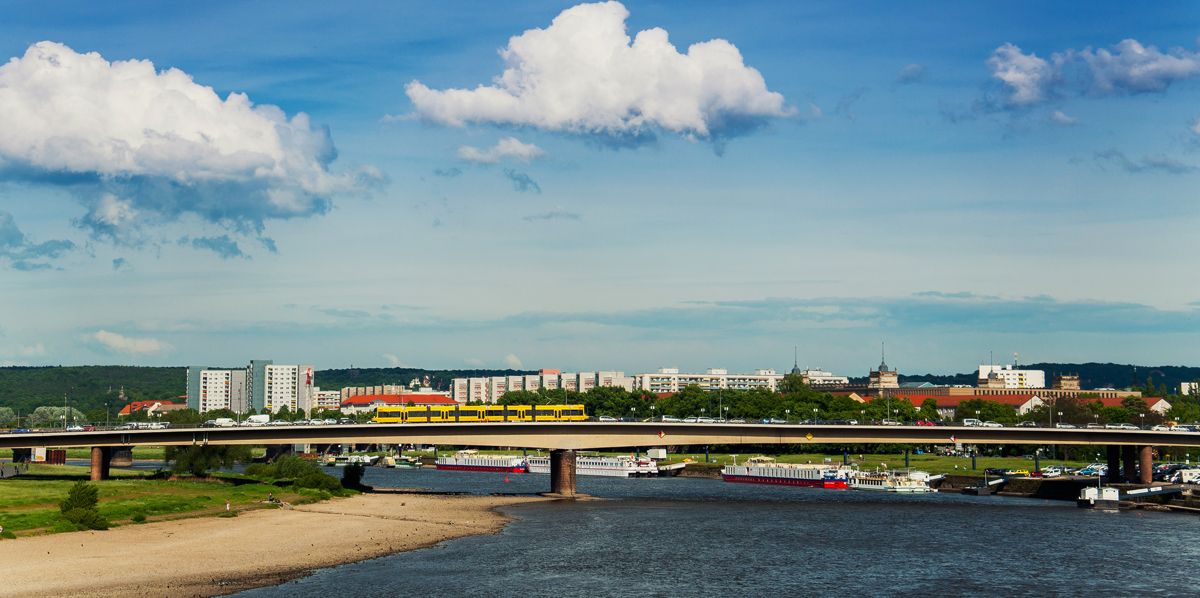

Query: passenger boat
(721, 456), (850, 489)
(526, 454), (660, 478)
(435, 450), (527, 473)
(847, 468), (935, 493)
(324, 454), (379, 467)
(381, 455), (423, 469)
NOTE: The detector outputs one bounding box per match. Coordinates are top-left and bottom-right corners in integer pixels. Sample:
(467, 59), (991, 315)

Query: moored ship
(436, 450), (527, 473)
(721, 456), (850, 489)
(526, 454), (660, 478)
(847, 468), (936, 493)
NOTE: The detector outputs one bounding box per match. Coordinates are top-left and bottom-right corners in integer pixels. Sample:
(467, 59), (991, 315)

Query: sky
(1, 1), (1199, 377)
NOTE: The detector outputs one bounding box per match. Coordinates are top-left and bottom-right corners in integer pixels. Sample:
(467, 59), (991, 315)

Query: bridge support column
(1139, 446), (1153, 484)
(110, 446), (133, 467)
(1122, 445), (1137, 482)
(549, 449), (576, 497)
(1106, 445), (1121, 482)
(90, 447), (112, 482)
(11, 448), (31, 464)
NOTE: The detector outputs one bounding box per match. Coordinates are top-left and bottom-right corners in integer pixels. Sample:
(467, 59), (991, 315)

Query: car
(962, 418), (982, 427)
(338, 418), (355, 425)
(66, 425), (85, 432)
(1118, 423), (1138, 430)
(597, 415), (617, 422)
(1015, 421), (1041, 428)
(728, 418), (747, 424)
(878, 419), (903, 426)
(1055, 422), (1076, 429)
(984, 467), (1006, 475)
(1170, 425), (1192, 432)
(1104, 423), (1123, 429)
(1006, 469), (1030, 476)
(118, 422), (139, 430)
(1040, 466), (1064, 478)
(762, 417), (788, 424)
(323, 418), (337, 425)
(661, 415), (682, 423)
(1086, 423), (1103, 429)
(982, 421), (1003, 428)
(696, 417), (715, 424)
(682, 417), (699, 423)
(1151, 425), (1170, 431)
(914, 420), (938, 426)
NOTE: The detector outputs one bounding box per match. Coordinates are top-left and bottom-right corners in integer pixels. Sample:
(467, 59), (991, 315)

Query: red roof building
(117, 400), (185, 416)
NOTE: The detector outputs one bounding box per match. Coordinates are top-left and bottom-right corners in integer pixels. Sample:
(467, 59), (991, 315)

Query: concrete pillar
(1139, 446), (1153, 484)
(90, 447), (112, 482)
(1122, 445), (1137, 482)
(110, 446), (133, 467)
(1106, 445), (1121, 482)
(549, 449), (576, 496)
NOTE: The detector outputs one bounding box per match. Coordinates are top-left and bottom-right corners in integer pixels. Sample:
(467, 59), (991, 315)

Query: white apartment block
(632, 367), (783, 394)
(197, 369), (247, 413)
(263, 364), (314, 413)
(800, 368), (849, 386)
(978, 364), (1046, 389)
(313, 389), (342, 411)
(1182, 382), (1198, 396)
(452, 369), (635, 403)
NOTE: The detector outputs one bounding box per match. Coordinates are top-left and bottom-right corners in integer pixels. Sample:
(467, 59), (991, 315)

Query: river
(231, 466), (1200, 597)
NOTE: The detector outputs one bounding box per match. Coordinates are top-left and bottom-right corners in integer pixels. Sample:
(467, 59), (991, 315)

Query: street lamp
(813, 407), (818, 421)
(650, 405), (656, 421)
(785, 409), (790, 424)
(723, 406), (729, 422)
(1140, 413), (1145, 429)
(630, 407), (636, 421)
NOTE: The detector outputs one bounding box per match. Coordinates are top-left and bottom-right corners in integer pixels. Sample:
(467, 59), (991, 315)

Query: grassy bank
(0, 464), (340, 537)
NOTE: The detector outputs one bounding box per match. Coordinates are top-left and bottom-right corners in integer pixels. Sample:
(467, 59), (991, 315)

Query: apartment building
(186, 366), (247, 413)
(978, 364), (1046, 389)
(631, 367), (783, 393)
(451, 369), (635, 403)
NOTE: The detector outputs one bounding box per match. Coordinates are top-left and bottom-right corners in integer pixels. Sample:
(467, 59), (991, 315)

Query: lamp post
(861, 410), (865, 425)
(785, 409), (790, 424)
(650, 405), (656, 421)
(1140, 413), (1145, 429)
(105, 402), (109, 429)
(813, 407), (818, 422)
(631, 407), (636, 421)
(723, 406), (729, 422)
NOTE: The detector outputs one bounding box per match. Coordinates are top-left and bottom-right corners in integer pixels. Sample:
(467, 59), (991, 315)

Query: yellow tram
(372, 404), (587, 423)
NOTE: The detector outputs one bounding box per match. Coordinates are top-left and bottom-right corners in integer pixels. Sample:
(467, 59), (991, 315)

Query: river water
(231, 467), (1200, 597)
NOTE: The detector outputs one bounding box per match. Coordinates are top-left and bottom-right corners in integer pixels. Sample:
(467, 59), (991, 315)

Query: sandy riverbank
(0, 492), (550, 598)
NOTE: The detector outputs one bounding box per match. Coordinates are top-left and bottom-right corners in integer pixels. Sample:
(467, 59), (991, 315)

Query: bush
(342, 463), (365, 489)
(131, 513), (147, 523)
(59, 481), (99, 513)
(0, 530), (15, 540)
(63, 508), (109, 530)
(218, 510), (238, 518)
(50, 520), (79, 533)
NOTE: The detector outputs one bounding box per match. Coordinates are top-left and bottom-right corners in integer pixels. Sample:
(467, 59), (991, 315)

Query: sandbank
(0, 492), (549, 598)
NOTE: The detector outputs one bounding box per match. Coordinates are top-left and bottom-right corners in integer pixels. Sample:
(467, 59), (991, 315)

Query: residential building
(118, 400), (187, 417)
(1182, 382), (1198, 396)
(631, 367), (783, 393)
(450, 369), (636, 402)
(977, 364), (1046, 389)
(313, 389), (342, 411)
(340, 385), (405, 399)
(186, 366), (247, 413)
(800, 368), (849, 386)
(596, 371), (635, 392)
(259, 364), (315, 414)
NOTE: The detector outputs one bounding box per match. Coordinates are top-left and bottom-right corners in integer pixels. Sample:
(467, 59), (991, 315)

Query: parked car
(1086, 423), (1104, 429)
(1040, 465), (1065, 478)
(982, 421), (1003, 428)
(914, 420), (938, 426)
(983, 467), (1006, 475)
(1055, 422), (1076, 429)
(598, 415), (617, 422)
(696, 417), (715, 424)
(1151, 425), (1170, 431)
(682, 417), (699, 423)
(879, 419), (903, 426)
(661, 415), (682, 423)
(1118, 423), (1138, 430)
(728, 418), (747, 424)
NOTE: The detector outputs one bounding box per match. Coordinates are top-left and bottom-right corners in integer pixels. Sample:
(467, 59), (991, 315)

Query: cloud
(1048, 110), (1080, 125)
(315, 307), (371, 319)
(18, 343), (46, 357)
(984, 38), (1200, 110)
(523, 207), (580, 221)
(188, 235), (247, 259)
(504, 353), (523, 369)
(986, 43), (1064, 107)
(503, 169), (541, 193)
(0, 41), (383, 249)
(457, 137), (546, 164)
(894, 63), (926, 85)
(834, 88), (866, 120)
(1093, 149), (1196, 174)
(433, 167), (462, 178)
(383, 353), (406, 367)
(112, 257), (131, 271)
(464, 357), (485, 367)
(0, 210), (75, 270)
(92, 330), (171, 355)
(405, 2), (794, 150)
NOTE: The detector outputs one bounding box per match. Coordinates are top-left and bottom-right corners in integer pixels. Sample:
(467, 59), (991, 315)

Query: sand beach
(0, 492), (548, 598)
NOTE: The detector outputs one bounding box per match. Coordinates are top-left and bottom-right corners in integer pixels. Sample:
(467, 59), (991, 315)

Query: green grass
(0, 464), (320, 535)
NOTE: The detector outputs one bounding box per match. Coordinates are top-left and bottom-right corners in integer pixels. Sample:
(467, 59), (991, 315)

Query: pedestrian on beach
(226, 500), (230, 511)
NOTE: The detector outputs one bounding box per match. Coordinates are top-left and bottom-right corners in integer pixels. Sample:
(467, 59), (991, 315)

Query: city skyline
(2, 1), (1199, 375)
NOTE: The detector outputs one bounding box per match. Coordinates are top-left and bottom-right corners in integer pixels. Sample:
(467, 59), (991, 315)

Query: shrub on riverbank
(59, 481), (108, 530)
(243, 456), (347, 495)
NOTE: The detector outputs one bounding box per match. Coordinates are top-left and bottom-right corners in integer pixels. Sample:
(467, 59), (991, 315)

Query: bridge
(5, 423), (1196, 495)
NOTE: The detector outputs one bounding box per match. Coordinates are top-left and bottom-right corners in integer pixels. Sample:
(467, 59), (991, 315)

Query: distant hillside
(886, 363), (1200, 391)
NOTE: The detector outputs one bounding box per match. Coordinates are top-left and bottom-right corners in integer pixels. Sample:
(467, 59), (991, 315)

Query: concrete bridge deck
(3, 422), (1198, 451)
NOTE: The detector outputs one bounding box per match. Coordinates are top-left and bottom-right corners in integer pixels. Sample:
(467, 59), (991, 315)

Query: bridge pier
(1139, 446), (1153, 484)
(549, 449), (576, 497)
(1106, 445), (1121, 482)
(90, 447), (112, 481)
(1122, 445), (1137, 482)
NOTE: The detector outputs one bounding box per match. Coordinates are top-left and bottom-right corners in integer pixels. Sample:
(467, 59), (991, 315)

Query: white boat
(526, 454), (660, 477)
(722, 456), (851, 489)
(325, 454), (379, 467)
(847, 468), (936, 493)
(436, 450), (527, 473)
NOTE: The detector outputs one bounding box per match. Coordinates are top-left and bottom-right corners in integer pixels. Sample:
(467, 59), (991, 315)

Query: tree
(59, 481), (108, 530)
(162, 408), (203, 426)
(0, 407), (14, 426)
(29, 406), (87, 427)
(164, 445), (253, 477)
(954, 399), (1016, 423)
(779, 373), (809, 395)
(918, 398), (940, 420)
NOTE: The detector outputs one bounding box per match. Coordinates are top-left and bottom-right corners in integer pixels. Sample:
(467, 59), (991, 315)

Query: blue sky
(1, 1), (1198, 376)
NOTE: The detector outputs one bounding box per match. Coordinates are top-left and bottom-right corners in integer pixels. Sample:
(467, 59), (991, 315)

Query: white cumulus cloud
(986, 43), (1064, 106)
(503, 353), (523, 369)
(0, 41), (383, 248)
(18, 343), (46, 357)
(383, 353), (406, 368)
(406, 1), (793, 149)
(457, 137), (546, 164)
(1049, 110), (1080, 125)
(92, 330), (171, 355)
